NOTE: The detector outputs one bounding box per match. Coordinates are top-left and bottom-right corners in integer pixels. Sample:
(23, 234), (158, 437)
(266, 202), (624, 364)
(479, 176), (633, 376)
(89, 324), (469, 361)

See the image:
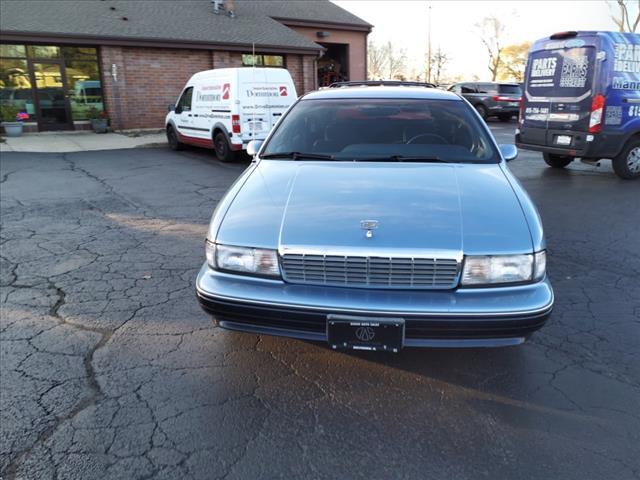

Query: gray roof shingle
(0, 0), (370, 51)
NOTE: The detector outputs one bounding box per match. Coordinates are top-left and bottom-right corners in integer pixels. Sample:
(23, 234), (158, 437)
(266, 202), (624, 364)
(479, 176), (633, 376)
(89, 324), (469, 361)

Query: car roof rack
(329, 80), (436, 89)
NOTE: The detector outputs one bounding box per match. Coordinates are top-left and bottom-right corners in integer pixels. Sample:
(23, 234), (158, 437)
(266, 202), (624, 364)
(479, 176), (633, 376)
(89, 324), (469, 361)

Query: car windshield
(261, 98), (500, 163)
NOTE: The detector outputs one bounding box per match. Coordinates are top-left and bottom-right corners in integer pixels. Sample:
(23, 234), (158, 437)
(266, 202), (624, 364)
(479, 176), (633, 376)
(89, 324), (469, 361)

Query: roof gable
(0, 0), (370, 51)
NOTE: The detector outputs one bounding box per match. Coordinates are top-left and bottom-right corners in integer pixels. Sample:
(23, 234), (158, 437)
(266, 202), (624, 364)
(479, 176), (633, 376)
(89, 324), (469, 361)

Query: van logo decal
(279, 86), (288, 96)
(222, 83), (230, 100)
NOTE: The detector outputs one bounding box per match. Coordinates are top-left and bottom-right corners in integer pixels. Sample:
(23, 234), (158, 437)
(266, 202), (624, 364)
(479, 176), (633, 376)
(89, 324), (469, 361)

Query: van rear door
(240, 69), (271, 141)
(523, 44), (597, 147)
(264, 73), (296, 134)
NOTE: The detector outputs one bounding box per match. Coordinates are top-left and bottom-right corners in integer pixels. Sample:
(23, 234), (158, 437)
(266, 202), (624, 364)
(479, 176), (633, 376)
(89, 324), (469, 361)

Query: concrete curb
(0, 132), (168, 153)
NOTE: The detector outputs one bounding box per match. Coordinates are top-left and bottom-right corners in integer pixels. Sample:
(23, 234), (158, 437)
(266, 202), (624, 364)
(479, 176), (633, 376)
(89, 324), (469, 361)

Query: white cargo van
(165, 67), (297, 162)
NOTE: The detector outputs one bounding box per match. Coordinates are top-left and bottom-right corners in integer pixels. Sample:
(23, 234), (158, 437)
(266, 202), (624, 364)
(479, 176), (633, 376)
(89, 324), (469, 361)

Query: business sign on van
(527, 48), (595, 97)
(611, 42), (640, 91)
(613, 43), (640, 73)
(246, 85), (288, 97)
(197, 84), (224, 103)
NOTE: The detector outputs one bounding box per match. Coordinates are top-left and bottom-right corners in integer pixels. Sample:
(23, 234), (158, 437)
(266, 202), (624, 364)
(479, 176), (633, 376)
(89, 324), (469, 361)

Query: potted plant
(0, 105), (27, 137)
(87, 107), (109, 133)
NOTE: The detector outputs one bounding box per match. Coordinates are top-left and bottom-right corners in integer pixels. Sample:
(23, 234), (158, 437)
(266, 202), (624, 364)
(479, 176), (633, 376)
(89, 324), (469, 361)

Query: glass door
(30, 61), (73, 130)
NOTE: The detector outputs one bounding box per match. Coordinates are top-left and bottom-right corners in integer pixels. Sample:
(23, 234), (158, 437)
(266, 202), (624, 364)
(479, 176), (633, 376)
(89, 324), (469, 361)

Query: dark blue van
(516, 31), (640, 179)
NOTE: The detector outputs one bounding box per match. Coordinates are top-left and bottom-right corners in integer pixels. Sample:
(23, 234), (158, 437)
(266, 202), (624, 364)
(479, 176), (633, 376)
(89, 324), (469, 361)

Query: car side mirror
(246, 140), (263, 157)
(167, 104), (175, 112)
(499, 144), (518, 162)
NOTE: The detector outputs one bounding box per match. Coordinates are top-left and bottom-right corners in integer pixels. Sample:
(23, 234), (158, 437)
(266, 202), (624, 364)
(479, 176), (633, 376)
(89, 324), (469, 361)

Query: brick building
(0, 0), (371, 132)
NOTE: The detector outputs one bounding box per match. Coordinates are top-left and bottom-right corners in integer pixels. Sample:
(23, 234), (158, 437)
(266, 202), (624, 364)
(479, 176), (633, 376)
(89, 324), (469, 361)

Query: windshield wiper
(260, 151), (335, 160)
(352, 155), (450, 163)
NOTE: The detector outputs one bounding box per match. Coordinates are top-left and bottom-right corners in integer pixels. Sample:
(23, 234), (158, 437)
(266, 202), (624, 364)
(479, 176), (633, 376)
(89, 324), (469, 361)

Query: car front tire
(167, 126), (184, 151)
(612, 137), (640, 180)
(543, 153), (573, 169)
(214, 132), (236, 163)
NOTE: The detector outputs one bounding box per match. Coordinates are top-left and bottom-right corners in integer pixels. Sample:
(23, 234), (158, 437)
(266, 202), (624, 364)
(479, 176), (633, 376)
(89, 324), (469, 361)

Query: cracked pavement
(1, 123), (639, 479)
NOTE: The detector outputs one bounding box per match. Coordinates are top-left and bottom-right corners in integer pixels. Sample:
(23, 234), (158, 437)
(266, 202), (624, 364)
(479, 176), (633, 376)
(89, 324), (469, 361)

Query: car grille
(280, 254), (460, 289)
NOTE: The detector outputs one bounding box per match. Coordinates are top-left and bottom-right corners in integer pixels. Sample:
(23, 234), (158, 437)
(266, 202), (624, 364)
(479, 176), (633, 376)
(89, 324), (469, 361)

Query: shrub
(0, 104), (20, 122)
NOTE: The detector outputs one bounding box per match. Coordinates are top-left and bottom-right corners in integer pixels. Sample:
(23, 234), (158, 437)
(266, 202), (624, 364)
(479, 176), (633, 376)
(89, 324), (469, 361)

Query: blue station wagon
(196, 82), (554, 351)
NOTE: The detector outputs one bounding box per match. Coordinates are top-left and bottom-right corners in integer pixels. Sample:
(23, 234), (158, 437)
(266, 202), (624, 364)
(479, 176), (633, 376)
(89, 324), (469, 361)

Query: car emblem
(355, 326), (375, 342)
(360, 220), (379, 238)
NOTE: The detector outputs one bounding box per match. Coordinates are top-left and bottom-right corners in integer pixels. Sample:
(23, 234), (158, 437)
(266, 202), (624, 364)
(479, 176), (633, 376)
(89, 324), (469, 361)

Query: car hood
(215, 161), (533, 255)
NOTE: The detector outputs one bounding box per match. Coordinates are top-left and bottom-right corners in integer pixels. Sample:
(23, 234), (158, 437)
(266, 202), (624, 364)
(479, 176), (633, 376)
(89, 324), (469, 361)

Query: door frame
(27, 58), (74, 131)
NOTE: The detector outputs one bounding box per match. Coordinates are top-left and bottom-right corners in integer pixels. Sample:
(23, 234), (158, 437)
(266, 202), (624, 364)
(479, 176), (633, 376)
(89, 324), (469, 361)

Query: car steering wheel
(406, 133), (450, 145)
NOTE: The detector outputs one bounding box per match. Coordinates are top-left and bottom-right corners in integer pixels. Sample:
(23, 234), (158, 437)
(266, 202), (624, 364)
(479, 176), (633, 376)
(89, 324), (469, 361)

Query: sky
(333, 0), (632, 82)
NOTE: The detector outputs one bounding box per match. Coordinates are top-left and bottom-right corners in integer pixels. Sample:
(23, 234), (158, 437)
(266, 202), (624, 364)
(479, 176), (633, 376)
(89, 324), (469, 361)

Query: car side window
(449, 84), (462, 94)
(476, 83), (497, 94)
(176, 87), (193, 113)
(460, 83), (476, 94)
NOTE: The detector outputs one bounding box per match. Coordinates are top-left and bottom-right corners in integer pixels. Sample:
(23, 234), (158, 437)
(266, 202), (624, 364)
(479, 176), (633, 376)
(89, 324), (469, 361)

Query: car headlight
(206, 241), (280, 278)
(461, 251), (546, 286)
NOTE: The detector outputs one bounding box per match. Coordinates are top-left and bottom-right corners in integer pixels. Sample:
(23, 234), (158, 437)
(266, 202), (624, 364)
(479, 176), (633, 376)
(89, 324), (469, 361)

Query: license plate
(327, 315), (405, 352)
(509, 102), (519, 107)
(556, 135), (572, 146)
(248, 121), (263, 131)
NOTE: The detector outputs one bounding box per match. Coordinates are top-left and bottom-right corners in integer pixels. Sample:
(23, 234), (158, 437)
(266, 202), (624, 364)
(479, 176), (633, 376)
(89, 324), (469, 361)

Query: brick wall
(286, 54), (317, 94)
(212, 51), (243, 69)
(100, 46), (212, 130)
(100, 46), (316, 130)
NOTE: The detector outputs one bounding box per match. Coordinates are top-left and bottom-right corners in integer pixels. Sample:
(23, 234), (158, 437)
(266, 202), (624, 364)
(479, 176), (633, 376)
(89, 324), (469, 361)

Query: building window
(62, 47), (103, 120)
(0, 43), (105, 128)
(242, 54), (284, 67)
(0, 50), (36, 120)
(27, 45), (61, 59)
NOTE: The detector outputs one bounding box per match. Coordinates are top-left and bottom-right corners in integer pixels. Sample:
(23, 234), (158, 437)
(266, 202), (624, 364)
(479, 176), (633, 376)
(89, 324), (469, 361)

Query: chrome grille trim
(281, 254), (460, 289)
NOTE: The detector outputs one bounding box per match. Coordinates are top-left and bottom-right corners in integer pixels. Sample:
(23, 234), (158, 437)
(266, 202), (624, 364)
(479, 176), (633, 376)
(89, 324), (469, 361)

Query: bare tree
(367, 40), (386, 80)
(383, 41), (407, 80)
(475, 16), (505, 81)
(367, 41), (406, 80)
(608, 0), (640, 32)
(429, 47), (450, 85)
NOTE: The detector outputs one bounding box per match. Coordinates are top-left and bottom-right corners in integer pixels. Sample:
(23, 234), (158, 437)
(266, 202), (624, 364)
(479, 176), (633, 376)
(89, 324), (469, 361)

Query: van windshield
(526, 47), (595, 98)
(261, 99), (500, 163)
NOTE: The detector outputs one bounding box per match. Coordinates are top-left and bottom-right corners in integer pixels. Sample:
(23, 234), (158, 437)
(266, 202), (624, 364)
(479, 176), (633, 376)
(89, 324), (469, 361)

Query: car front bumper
(196, 264), (554, 348)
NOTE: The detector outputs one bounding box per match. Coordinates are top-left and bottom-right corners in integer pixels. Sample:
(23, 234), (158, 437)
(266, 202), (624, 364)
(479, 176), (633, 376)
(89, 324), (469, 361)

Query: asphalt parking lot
(1, 121), (639, 480)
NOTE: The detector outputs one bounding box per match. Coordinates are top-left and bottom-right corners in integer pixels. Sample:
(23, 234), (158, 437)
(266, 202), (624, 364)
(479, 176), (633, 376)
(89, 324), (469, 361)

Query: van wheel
(475, 104), (488, 120)
(214, 132), (236, 163)
(543, 153), (573, 168)
(612, 138), (640, 180)
(167, 126), (184, 151)
(498, 113), (512, 122)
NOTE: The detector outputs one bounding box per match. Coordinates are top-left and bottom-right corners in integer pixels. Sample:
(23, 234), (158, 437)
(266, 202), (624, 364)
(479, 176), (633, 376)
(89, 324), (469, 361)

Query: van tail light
(588, 94), (605, 134)
(231, 115), (241, 134)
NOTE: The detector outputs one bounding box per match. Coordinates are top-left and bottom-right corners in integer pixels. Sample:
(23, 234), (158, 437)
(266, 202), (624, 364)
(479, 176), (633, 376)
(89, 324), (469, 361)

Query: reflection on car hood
(215, 161), (533, 255)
